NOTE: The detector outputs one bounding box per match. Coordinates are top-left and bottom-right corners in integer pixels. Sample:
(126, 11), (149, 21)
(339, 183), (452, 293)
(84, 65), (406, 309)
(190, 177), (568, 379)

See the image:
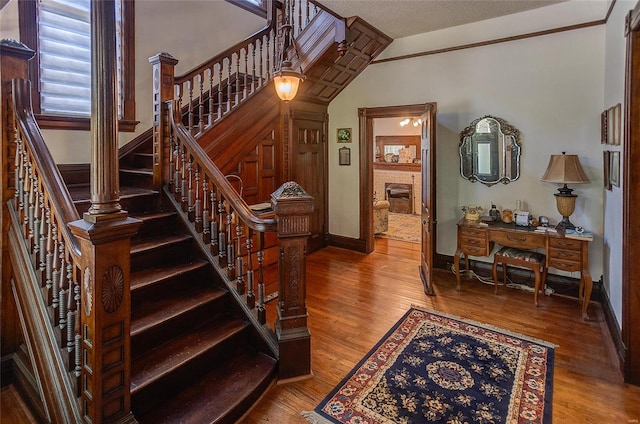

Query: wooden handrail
(170, 101), (277, 233)
(11, 79), (81, 260)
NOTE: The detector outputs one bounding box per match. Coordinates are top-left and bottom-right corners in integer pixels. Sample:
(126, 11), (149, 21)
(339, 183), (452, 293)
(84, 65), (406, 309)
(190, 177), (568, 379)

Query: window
(19, 0), (136, 131)
(225, 0), (267, 18)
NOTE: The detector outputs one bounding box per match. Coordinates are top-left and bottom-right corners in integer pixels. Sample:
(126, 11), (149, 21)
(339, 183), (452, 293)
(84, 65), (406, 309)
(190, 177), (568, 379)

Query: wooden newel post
(271, 181), (313, 380)
(148, 52), (178, 191)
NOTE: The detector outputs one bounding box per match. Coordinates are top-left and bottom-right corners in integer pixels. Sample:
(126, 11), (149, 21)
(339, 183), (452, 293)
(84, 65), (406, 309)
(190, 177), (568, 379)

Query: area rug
(303, 307), (554, 424)
(378, 212), (420, 244)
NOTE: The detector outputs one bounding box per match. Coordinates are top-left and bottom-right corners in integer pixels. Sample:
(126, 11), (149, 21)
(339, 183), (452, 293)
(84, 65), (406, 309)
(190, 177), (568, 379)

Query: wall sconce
(540, 152), (589, 230)
(400, 118), (422, 127)
(273, 2), (304, 102)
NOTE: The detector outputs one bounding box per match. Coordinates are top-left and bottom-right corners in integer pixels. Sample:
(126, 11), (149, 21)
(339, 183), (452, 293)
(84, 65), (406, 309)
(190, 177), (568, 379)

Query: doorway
(358, 104), (434, 253)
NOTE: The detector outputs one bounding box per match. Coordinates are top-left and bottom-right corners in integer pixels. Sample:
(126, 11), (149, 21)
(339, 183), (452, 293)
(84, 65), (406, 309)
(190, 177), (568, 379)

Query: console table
(455, 218), (593, 319)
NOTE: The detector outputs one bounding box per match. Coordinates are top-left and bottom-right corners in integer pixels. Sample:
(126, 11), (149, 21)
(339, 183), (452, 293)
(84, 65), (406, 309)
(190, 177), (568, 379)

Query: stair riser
(131, 296), (230, 357)
(121, 171), (154, 191)
(134, 214), (178, 240)
(131, 266), (211, 308)
(133, 153), (154, 169)
(130, 239), (194, 273)
(73, 193), (159, 215)
(131, 328), (251, 417)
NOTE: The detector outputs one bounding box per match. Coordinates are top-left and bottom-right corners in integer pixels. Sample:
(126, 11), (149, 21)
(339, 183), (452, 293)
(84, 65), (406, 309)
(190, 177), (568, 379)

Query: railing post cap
(148, 52), (179, 65)
(0, 39), (35, 60)
(271, 181), (313, 214)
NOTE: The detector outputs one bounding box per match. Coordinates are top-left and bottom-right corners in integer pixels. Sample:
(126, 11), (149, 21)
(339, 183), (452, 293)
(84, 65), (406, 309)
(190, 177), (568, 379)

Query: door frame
(358, 104), (435, 253)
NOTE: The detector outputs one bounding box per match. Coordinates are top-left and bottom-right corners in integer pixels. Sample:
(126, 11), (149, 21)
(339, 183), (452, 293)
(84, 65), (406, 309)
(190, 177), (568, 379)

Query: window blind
(38, 0), (123, 117)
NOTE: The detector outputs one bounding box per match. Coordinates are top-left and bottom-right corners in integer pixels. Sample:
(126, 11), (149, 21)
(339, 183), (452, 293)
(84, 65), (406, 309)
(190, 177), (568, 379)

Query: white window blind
(38, 0), (123, 117)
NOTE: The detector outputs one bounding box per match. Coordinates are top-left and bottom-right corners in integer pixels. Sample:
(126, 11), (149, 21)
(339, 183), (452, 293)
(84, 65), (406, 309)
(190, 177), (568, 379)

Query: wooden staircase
(65, 154), (277, 423)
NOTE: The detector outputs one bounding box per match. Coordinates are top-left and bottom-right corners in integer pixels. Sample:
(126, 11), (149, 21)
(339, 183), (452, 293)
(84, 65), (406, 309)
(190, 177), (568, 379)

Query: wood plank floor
(245, 238), (640, 423)
(2, 238), (639, 423)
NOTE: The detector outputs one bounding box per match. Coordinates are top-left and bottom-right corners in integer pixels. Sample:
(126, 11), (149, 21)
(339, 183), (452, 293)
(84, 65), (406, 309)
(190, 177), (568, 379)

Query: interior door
(291, 117), (326, 253)
(419, 105), (437, 295)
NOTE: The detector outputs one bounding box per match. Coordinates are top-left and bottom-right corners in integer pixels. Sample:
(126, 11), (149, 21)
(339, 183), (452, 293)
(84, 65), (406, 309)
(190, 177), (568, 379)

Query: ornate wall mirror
(459, 115), (521, 186)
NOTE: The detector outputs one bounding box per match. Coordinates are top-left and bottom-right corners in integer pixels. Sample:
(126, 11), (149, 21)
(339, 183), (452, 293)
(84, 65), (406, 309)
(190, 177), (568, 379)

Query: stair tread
(131, 317), (248, 392)
(136, 352), (276, 424)
(131, 210), (177, 223)
(130, 233), (192, 255)
(69, 185), (157, 203)
(131, 285), (227, 336)
(131, 260), (209, 292)
(121, 167), (153, 175)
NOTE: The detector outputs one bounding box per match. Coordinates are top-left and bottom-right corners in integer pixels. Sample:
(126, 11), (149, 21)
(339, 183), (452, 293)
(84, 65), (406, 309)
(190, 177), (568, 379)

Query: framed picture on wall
(610, 150), (620, 187)
(337, 128), (352, 143)
(607, 107), (615, 145)
(603, 150), (611, 190)
(339, 146), (351, 165)
(601, 110), (607, 144)
(613, 103), (621, 145)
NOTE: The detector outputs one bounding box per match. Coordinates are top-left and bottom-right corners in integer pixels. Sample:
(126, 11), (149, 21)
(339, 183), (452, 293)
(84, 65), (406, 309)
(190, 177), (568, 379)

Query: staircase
(66, 153), (277, 423)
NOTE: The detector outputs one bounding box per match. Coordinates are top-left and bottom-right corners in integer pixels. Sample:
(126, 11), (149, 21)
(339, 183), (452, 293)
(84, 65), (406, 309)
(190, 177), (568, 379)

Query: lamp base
(555, 216), (575, 231)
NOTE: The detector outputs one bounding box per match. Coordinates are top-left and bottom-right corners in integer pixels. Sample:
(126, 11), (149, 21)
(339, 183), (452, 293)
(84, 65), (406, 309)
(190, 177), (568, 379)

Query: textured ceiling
(315, 0), (567, 39)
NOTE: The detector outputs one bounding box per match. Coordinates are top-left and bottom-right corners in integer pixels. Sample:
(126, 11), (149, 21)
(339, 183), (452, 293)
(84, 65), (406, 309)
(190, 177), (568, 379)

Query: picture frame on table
(339, 146), (351, 166)
(603, 150), (611, 190)
(610, 150), (620, 187)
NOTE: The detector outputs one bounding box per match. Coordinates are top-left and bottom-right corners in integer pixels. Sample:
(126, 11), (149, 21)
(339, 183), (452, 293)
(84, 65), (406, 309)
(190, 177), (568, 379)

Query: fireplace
(385, 182), (413, 214)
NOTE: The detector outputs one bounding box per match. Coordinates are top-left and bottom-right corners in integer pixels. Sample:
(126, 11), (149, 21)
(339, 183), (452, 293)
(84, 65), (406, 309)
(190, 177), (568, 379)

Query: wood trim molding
(600, 283), (626, 373)
(372, 20), (605, 65)
(327, 234), (367, 253)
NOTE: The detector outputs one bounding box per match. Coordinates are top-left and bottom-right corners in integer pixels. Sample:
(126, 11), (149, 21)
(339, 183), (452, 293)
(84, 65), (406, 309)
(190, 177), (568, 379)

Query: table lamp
(540, 152), (589, 230)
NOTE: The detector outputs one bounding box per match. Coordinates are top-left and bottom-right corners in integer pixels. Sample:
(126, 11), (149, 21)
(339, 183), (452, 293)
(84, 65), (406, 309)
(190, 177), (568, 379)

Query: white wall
(602, 0), (634, 327)
(0, 0), (265, 163)
(328, 2), (607, 284)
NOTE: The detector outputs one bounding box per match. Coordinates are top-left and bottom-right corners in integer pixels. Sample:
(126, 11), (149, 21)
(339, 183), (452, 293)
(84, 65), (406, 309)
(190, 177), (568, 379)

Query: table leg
(454, 249), (462, 291)
(581, 269), (593, 320)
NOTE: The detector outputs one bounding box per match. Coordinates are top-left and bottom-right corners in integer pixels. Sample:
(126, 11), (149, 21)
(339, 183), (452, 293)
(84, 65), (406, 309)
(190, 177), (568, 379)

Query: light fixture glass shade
(540, 153), (589, 184)
(273, 65), (302, 101)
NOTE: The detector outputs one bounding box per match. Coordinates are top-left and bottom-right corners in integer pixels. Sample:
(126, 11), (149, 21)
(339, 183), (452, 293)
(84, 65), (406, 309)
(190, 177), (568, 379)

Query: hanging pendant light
(273, 5), (304, 102)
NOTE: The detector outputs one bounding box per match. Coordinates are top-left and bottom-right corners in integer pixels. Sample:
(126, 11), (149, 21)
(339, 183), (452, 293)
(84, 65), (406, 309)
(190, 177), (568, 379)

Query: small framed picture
(337, 128), (352, 143)
(603, 150), (611, 190)
(613, 103), (621, 145)
(610, 150), (620, 187)
(600, 110), (607, 144)
(339, 146), (351, 165)
(607, 107), (615, 145)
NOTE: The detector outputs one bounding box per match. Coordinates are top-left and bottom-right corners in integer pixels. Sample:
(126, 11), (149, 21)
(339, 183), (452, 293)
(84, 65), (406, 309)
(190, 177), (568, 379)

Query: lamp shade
(273, 65), (302, 102)
(540, 153), (589, 184)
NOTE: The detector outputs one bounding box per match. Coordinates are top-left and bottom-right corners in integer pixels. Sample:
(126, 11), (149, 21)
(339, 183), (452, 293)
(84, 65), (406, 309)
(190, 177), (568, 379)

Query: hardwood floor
(245, 238), (640, 423)
(3, 238), (639, 423)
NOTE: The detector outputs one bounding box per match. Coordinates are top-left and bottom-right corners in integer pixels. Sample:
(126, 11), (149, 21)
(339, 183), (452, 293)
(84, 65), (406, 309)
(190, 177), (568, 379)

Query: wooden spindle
(208, 66), (215, 126)
(235, 52), (240, 105)
(187, 157), (194, 220)
(210, 187), (218, 255)
(217, 63), (223, 119)
(257, 232), (266, 324)
(218, 199), (227, 267)
(187, 79), (194, 133)
(46, 225), (55, 292)
(202, 176), (210, 243)
(180, 147), (187, 211)
(226, 211), (235, 279)
(51, 237), (60, 316)
(246, 229), (255, 309)
(243, 47), (248, 99)
(251, 43), (256, 93)
(226, 57), (232, 112)
(198, 73), (205, 134)
(236, 223), (244, 294)
(58, 243), (67, 330)
(194, 165), (202, 232)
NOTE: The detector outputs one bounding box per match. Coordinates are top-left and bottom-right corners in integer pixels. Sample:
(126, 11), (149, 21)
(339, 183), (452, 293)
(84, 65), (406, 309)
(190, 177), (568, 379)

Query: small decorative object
(337, 128), (352, 143)
(540, 152), (589, 230)
(610, 151), (620, 187)
(515, 210), (530, 227)
(539, 216), (549, 227)
(461, 205), (483, 221)
(489, 202), (500, 221)
(339, 146), (351, 165)
(502, 209), (513, 223)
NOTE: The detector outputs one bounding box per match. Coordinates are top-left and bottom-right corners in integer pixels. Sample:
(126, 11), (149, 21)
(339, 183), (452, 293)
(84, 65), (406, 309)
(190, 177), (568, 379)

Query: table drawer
(549, 237), (582, 250)
(460, 227), (486, 238)
(462, 244), (490, 256)
(548, 257), (582, 272)
(549, 248), (581, 262)
(491, 231), (545, 249)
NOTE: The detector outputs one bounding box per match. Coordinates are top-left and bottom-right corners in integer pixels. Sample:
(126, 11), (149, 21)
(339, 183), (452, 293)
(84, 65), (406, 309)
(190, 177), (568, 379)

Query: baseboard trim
(327, 234), (367, 252)
(600, 286), (627, 374)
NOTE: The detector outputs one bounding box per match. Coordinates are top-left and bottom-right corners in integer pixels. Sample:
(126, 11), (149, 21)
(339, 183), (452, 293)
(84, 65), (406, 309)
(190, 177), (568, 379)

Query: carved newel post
(68, 1), (140, 423)
(271, 182), (314, 379)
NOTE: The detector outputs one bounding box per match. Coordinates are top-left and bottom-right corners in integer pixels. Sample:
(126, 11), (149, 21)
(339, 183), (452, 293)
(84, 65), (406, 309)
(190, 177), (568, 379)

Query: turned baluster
(245, 229), (255, 309)
(208, 66), (215, 126)
(243, 47), (249, 99)
(66, 265), (76, 353)
(250, 43), (256, 93)
(187, 79), (194, 133)
(187, 157), (194, 220)
(226, 210), (236, 279)
(236, 223), (244, 294)
(32, 189), (41, 259)
(194, 165), (202, 232)
(40, 207), (50, 285)
(73, 283), (81, 379)
(38, 195), (47, 280)
(258, 39), (264, 88)
(202, 176), (210, 242)
(27, 167), (36, 244)
(218, 199), (227, 267)
(14, 138), (23, 206)
(45, 224), (55, 294)
(51, 236), (61, 318)
(58, 242), (67, 330)
(209, 186), (219, 255)
(198, 73), (205, 134)
(226, 57), (232, 112)
(257, 232), (266, 324)
(235, 53), (240, 105)
(22, 163), (31, 236)
(180, 146), (187, 211)
(217, 63), (223, 119)
(306, 0), (310, 24)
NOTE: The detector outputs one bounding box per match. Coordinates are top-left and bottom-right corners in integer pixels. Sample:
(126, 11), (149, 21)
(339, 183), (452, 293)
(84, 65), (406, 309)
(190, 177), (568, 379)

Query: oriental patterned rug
(303, 307), (555, 424)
